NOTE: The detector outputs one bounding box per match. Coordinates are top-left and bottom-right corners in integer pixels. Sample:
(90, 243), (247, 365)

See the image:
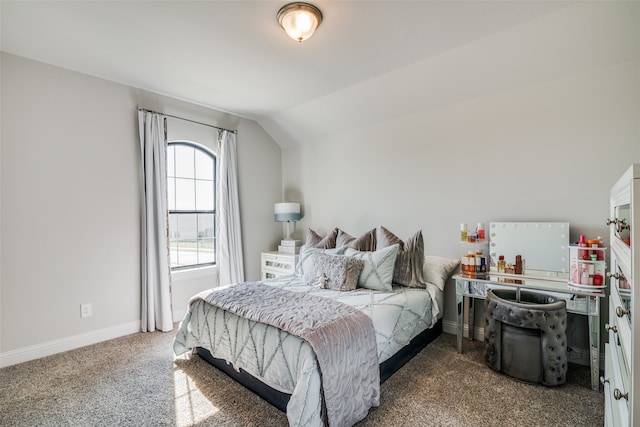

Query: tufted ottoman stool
(484, 289), (567, 386)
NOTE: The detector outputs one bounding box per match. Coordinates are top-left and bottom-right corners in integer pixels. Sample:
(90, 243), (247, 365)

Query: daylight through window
(167, 142), (216, 269)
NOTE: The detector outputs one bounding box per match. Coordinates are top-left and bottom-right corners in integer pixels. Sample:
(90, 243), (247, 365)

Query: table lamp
(274, 202), (302, 253)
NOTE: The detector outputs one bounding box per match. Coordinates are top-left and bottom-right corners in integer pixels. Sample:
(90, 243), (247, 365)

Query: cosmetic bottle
(588, 263), (595, 285)
(593, 274), (603, 286)
(597, 236), (605, 260)
(581, 264), (589, 285)
(578, 235), (587, 260)
(570, 262), (578, 283)
(466, 251), (476, 277)
(467, 231), (477, 243)
(477, 223), (485, 241)
(587, 239), (599, 260)
(515, 255), (523, 275)
(460, 223), (468, 242)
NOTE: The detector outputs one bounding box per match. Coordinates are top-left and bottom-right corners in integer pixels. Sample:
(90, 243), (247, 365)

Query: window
(167, 142), (216, 269)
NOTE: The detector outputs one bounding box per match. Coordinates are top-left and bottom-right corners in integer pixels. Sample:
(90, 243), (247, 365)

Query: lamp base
(282, 220), (300, 242)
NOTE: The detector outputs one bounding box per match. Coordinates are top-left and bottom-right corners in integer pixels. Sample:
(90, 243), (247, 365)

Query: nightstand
(261, 251), (299, 280)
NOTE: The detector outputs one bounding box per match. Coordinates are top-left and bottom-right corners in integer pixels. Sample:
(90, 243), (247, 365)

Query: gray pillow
(336, 228), (377, 251)
(377, 226), (425, 288)
(345, 244), (399, 291)
(335, 229), (354, 247)
(306, 228), (338, 249)
(295, 245), (347, 277)
(301, 252), (364, 291)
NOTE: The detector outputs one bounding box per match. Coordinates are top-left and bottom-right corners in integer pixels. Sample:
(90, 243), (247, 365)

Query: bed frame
(196, 318), (443, 412)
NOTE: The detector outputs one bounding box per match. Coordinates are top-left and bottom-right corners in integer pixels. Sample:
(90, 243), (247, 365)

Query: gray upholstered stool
(484, 289), (568, 386)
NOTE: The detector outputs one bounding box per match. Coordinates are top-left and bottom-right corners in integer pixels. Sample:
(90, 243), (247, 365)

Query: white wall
(282, 61), (640, 351)
(0, 53), (283, 366)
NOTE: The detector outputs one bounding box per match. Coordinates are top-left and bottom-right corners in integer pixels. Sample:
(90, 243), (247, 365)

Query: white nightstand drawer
(261, 251), (299, 279)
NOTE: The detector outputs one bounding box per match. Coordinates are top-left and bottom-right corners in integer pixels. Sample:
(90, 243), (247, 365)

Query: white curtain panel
(138, 111), (173, 332)
(216, 130), (245, 285)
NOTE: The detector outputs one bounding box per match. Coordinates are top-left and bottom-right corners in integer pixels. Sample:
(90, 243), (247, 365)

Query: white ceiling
(2, 1), (639, 147)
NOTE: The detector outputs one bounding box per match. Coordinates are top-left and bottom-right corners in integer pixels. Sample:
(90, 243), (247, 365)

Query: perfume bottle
(477, 222), (485, 241)
(460, 223), (468, 242)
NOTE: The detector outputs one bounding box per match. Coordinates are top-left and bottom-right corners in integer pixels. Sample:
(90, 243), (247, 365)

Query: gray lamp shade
(274, 202), (301, 222)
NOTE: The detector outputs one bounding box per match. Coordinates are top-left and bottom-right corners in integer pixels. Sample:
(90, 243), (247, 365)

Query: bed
(174, 227), (458, 427)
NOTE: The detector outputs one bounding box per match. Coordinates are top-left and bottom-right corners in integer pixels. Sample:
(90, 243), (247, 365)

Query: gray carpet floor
(0, 330), (603, 426)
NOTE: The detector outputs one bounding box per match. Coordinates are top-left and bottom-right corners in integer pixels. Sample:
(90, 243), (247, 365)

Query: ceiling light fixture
(277, 2), (323, 43)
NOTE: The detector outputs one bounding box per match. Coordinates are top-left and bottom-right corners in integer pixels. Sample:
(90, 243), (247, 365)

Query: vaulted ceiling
(2, 1), (639, 147)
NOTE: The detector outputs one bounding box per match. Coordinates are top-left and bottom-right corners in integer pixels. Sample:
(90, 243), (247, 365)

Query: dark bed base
(195, 318), (443, 413)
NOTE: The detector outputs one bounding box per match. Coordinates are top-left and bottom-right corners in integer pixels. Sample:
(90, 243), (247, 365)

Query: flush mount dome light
(277, 2), (323, 42)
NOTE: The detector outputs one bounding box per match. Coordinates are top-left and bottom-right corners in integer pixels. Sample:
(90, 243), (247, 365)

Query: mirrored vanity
(455, 222), (605, 391)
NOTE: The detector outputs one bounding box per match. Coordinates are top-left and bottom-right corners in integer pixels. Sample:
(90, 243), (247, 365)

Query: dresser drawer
(605, 339), (630, 425)
(610, 287), (632, 374)
(604, 345), (618, 427)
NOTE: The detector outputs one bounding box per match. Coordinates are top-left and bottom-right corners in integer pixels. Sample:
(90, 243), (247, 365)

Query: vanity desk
(455, 273), (604, 390)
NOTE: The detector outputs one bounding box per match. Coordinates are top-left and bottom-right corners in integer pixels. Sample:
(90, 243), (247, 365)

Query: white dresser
(604, 164), (639, 426)
(261, 251), (299, 280)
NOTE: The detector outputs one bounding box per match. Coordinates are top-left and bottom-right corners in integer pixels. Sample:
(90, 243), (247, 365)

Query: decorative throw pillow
(377, 226), (425, 288)
(336, 228), (377, 251)
(335, 229), (354, 248)
(423, 255), (460, 291)
(295, 245), (347, 277)
(344, 244), (399, 291)
(301, 252), (364, 291)
(306, 228), (338, 249)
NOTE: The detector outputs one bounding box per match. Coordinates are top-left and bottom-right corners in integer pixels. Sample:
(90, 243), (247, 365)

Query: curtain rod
(136, 105), (237, 134)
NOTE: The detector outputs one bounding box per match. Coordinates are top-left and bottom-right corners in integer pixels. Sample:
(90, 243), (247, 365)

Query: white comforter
(174, 275), (439, 426)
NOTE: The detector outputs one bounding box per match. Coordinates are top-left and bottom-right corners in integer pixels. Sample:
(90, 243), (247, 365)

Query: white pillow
(422, 255), (460, 291)
(344, 244), (399, 291)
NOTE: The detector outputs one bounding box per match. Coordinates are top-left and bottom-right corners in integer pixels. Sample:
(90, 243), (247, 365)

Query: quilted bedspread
(174, 275), (437, 427)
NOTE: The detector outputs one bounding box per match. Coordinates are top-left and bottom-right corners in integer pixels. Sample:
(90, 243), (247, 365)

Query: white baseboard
(443, 319), (458, 335)
(443, 319), (484, 340)
(0, 320), (141, 368)
(442, 319), (603, 368)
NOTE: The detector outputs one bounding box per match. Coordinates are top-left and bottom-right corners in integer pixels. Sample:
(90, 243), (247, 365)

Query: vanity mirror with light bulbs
(489, 222), (570, 279)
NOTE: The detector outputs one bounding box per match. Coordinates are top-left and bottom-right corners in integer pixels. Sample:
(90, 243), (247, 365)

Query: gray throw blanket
(196, 281), (380, 427)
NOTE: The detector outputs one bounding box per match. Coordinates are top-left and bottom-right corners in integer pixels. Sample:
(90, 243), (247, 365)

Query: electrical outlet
(80, 303), (93, 318)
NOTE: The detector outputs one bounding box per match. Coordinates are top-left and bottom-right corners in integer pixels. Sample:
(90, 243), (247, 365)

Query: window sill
(171, 265), (216, 280)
